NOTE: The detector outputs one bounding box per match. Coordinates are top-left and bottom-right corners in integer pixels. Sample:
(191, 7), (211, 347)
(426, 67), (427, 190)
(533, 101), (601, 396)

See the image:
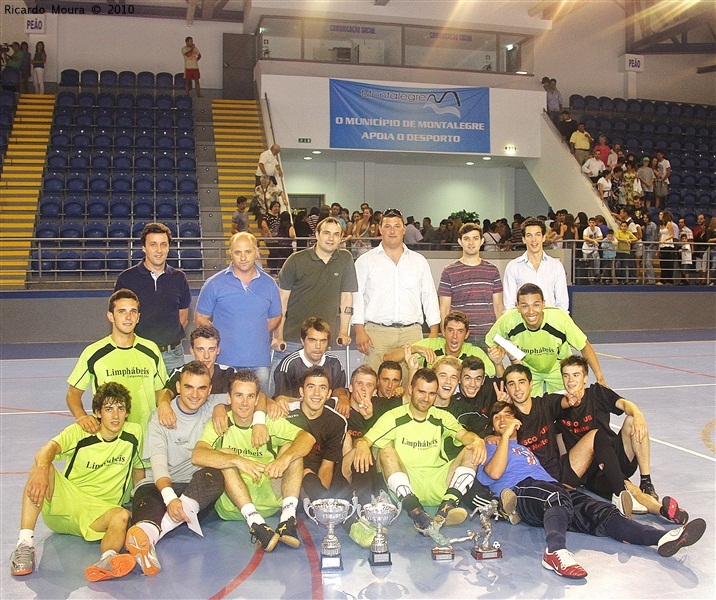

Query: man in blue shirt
(195, 232), (282, 392)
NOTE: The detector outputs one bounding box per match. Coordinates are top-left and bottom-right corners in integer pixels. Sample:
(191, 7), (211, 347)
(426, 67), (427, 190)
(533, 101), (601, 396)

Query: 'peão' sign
(329, 80), (490, 154)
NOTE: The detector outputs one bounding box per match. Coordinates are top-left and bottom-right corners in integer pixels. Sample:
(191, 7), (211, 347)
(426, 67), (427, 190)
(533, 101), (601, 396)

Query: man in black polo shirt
(270, 217), (358, 398)
(115, 223), (191, 373)
(449, 357), (506, 439)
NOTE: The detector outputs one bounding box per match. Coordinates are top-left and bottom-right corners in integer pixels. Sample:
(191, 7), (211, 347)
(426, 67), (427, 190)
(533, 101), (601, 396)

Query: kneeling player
(477, 402), (706, 579)
(11, 383), (144, 582)
(192, 370), (316, 551)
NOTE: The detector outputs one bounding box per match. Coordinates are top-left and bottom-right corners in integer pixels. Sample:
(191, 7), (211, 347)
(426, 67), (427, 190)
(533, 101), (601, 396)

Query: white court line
(610, 424), (715, 462)
(0, 410), (71, 415)
(613, 383), (716, 391)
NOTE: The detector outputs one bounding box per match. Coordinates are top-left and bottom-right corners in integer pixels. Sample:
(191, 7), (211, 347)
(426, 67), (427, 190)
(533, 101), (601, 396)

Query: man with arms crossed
(11, 383), (143, 581)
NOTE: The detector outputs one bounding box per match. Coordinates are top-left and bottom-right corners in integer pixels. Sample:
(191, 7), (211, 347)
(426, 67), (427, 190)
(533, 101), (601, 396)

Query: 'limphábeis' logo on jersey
(86, 455), (127, 469)
(401, 437), (439, 449)
(105, 366), (151, 377)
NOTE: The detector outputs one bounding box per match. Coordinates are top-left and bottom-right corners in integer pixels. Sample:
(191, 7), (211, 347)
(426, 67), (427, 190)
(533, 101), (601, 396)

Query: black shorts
(514, 477), (619, 538)
(584, 427), (638, 499)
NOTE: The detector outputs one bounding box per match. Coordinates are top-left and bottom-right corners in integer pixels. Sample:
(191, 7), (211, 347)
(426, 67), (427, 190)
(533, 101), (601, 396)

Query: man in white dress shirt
(502, 217), (569, 312)
(353, 208), (441, 372)
(255, 144), (283, 186)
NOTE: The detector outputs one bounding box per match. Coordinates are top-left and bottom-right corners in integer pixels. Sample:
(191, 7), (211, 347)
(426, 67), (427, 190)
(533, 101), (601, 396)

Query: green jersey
(413, 337), (495, 375)
(486, 307), (588, 392)
(51, 422), (144, 506)
(365, 403), (463, 469)
(67, 335), (168, 430)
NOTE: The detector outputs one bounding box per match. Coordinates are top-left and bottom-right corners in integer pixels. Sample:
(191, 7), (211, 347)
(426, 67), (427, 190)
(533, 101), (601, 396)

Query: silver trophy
(303, 498), (356, 571)
(354, 492), (402, 566)
(470, 500), (502, 560)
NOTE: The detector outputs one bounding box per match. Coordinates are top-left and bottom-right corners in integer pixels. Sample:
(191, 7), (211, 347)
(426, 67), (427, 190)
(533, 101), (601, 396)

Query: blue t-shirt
(196, 265), (281, 367)
(477, 439), (555, 496)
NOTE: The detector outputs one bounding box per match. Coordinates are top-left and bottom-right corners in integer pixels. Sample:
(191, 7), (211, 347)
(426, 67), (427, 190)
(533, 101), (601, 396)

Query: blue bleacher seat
(156, 197), (177, 220)
(43, 173), (64, 194)
(97, 92), (115, 109)
(47, 150), (68, 170)
(156, 154), (175, 171)
(177, 137), (195, 151)
(69, 151), (90, 171)
(109, 197), (131, 220)
(668, 103), (682, 119)
(174, 73), (185, 91)
(681, 192), (697, 207)
(156, 72), (174, 90)
(132, 221), (149, 239)
(82, 249), (105, 271)
(569, 94), (584, 110)
(53, 113), (72, 128)
(77, 92), (96, 108)
(131, 248), (145, 263)
(99, 70), (118, 89)
(113, 112), (133, 129)
(31, 249), (56, 273)
(71, 132), (90, 150)
(136, 93), (154, 110)
(641, 100), (654, 116)
(107, 249), (129, 272)
(177, 175), (198, 195)
(696, 175), (711, 188)
(156, 94), (173, 110)
(177, 156), (196, 172)
(626, 99), (641, 115)
(697, 193), (711, 208)
(83, 222), (107, 246)
(178, 196), (199, 219)
(96, 112), (114, 128)
(175, 95), (192, 110)
(59, 221), (83, 247)
(134, 154), (154, 172)
(137, 71), (155, 89)
(108, 220), (131, 245)
(135, 134), (153, 150)
(133, 196), (155, 219)
(114, 133), (133, 150)
(155, 114), (173, 129)
(80, 69), (98, 89)
(682, 156), (696, 171)
(112, 153), (133, 172)
(116, 92), (134, 109)
(60, 69), (79, 87)
(156, 175), (175, 195)
(180, 249), (202, 271)
(57, 249), (81, 273)
(176, 115), (193, 130)
(613, 98), (627, 113)
(63, 195), (85, 219)
(50, 132), (71, 149)
(612, 119), (626, 133)
(75, 111), (94, 128)
(654, 101), (668, 117)
(596, 96), (611, 112)
(88, 173), (111, 194)
(694, 105), (708, 121)
(179, 220), (201, 240)
(111, 173), (132, 195)
(36, 221), (59, 244)
(39, 196), (62, 219)
(669, 173), (682, 188)
(87, 195), (109, 219)
(167, 249), (180, 269)
(65, 173), (87, 194)
(682, 174), (697, 188)
(0, 90), (16, 108)
(134, 174), (155, 195)
(156, 135), (175, 151)
(118, 71), (136, 89)
(135, 113), (154, 129)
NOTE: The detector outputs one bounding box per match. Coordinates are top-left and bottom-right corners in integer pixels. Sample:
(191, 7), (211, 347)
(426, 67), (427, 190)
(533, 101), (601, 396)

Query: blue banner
(329, 80), (490, 153)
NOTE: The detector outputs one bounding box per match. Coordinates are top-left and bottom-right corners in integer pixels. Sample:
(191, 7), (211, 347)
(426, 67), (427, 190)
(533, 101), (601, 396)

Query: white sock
(280, 497), (298, 522)
(100, 549), (117, 561)
(17, 529), (34, 547)
(387, 472), (413, 499)
(450, 466), (476, 495)
(241, 503), (264, 527)
(137, 521), (160, 546)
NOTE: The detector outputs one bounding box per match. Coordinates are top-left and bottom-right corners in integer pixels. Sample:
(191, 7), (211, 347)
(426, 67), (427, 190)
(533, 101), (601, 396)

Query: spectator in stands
(306, 207), (320, 236)
(255, 144), (283, 186)
(610, 167), (623, 212)
(594, 214), (608, 237)
(422, 217), (437, 245)
(404, 219), (424, 247)
(260, 201), (282, 274)
(561, 214), (579, 250)
(693, 214), (709, 285)
(654, 151), (671, 208)
(274, 211), (296, 271)
(569, 123), (593, 166)
(31, 41), (46, 94)
(557, 110), (578, 145)
(597, 170), (613, 207)
(678, 218), (693, 240)
(615, 221), (637, 284)
(658, 211), (678, 285)
(581, 150), (605, 183)
(254, 175), (285, 217)
(706, 217), (716, 284)
(637, 157), (655, 207)
(593, 136), (610, 164)
(293, 210), (312, 249)
(582, 217), (603, 284)
(621, 163), (638, 206)
(115, 223), (191, 374)
(502, 217), (569, 312)
(436, 219), (452, 246)
(642, 212), (659, 284)
(330, 203), (347, 231)
(181, 37), (202, 97)
(231, 196), (249, 234)
(678, 234), (693, 285)
(600, 229), (617, 284)
(350, 206), (373, 257)
(482, 222), (502, 252)
(546, 79), (563, 126)
(509, 215), (525, 250)
(19, 42), (31, 94)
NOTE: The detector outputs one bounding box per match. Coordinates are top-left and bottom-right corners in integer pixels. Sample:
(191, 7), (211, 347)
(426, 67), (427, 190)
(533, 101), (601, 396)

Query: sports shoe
(125, 525), (161, 576)
(349, 518), (377, 548)
(434, 498), (468, 527)
(499, 488), (521, 525)
(85, 552), (136, 582)
(10, 543), (35, 576)
(249, 522), (279, 552)
(408, 506), (433, 532)
(629, 490), (649, 515)
(612, 490), (633, 520)
(657, 518), (706, 557)
(276, 516), (301, 548)
(640, 481), (659, 500)
(660, 496), (688, 525)
(541, 548), (588, 579)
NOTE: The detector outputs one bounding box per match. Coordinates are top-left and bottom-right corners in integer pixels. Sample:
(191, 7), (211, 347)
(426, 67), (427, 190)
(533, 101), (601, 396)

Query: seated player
(66, 289), (167, 434)
(353, 368), (487, 535)
(502, 364), (641, 518)
(273, 317), (350, 415)
(125, 361), (227, 576)
(158, 326), (236, 415)
(11, 383), (144, 582)
(383, 310), (499, 376)
(486, 283), (606, 393)
(558, 356), (687, 523)
(477, 402), (706, 579)
(283, 366), (350, 500)
(192, 370), (316, 552)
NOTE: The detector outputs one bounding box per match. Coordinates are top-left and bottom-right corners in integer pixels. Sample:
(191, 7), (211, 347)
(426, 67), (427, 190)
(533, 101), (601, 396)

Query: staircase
(210, 99), (264, 237)
(0, 94), (54, 287)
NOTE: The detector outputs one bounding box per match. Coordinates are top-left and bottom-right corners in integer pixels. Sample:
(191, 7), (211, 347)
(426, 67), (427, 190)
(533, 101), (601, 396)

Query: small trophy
(355, 492), (402, 566)
(304, 498), (356, 571)
(470, 500), (502, 560)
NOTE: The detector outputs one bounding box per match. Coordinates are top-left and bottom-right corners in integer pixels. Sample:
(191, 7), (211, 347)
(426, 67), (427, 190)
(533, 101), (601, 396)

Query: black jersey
(165, 363), (236, 398)
(449, 376), (501, 439)
(274, 350), (346, 397)
(286, 404), (347, 473)
(513, 394), (565, 480)
(558, 384), (623, 451)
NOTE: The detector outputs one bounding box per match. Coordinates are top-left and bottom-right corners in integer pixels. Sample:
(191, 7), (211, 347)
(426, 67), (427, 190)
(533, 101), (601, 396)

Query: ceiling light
(312, 150), (322, 154)
(304, 156), (313, 160)
(516, 71), (528, 75)
(465, 161), (475, 166)
(482, 156), (492, 161)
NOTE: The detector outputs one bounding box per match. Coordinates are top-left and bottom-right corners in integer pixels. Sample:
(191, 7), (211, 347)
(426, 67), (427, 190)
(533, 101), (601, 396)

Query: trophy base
(320, 555), (343, 571)
(431, 546), (454, 561)
(369, 551), (392, 566)
(471, 547), (503, 560)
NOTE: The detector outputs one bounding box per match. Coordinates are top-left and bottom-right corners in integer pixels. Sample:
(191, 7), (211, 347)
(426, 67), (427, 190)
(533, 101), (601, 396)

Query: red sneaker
(541, 548), (588, 579)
